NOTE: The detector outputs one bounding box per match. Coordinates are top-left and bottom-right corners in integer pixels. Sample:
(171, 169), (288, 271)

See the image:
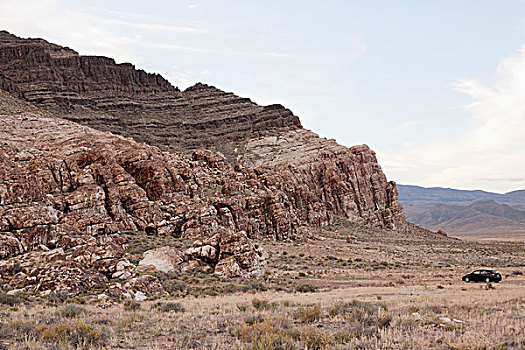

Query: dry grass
(0, 281), (523, 349)
(1, 221), (524, 349)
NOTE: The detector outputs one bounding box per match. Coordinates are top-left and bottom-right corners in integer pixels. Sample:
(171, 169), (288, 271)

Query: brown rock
(214, 230), (267, 278)
(124, 275), (165, 297)
(0, 32), (300, 160)
(0, 31), (417, 295)
(138, 246), (184, 273)
(436, 229), (448, 236)
(0, 31), (405, 235)
(346, 235), (357, 243)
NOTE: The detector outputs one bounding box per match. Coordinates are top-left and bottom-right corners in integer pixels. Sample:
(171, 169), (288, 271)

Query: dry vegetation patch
(0, 223), (524, 349)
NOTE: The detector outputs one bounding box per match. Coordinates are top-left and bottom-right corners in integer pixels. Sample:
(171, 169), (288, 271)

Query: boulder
(124, 275), (165, 297)
(138, 247), (184, 273)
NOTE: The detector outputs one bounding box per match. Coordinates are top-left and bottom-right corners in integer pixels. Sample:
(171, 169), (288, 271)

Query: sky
(1, 0), (525, 193)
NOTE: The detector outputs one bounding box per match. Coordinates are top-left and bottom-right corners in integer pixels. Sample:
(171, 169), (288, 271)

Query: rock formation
(0, 30), (406, 232)
(0, 31), (300, 160)
(0, 31), (410, 295)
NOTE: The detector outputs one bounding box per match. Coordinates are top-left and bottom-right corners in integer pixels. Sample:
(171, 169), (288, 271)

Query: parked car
(462, 269), (502, 283)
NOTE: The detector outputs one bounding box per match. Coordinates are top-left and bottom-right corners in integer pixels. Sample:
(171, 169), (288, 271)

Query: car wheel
(464, 277), (469, 283)
(485, 277), (490, 283)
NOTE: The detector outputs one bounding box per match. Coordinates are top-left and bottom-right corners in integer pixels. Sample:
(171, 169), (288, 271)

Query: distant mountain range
(398, 185), (525, 238)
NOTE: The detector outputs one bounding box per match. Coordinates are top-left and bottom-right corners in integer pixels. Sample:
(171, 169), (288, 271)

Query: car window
(473, 271), (480, 274)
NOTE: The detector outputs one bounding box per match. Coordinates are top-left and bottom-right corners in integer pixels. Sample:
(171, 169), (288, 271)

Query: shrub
(294, 304), (322, 323)
(123, 300), (141, 311)
(48, 290), (69, 304)
(328, 302), (348, 318)
(162, 279), (187, 295)
(238, 319), (295, 350)
(327, 300), (391, 333)
(40, 320), (106, 347)
(65, 296), (85, 305)
(237, 303), (249, 312)
(299, 326), (333, 350)
(407, 306), (420, 313)
(3, 319), (38, 340)
(243, 280), (267, 292)
(377, 314), (392, 328)
(295, 284), (318, 293)
(396, 316), (419, 330)
(0, 293), (20, 306)
(152, 302), (185, 313)
(222, 283), (238, 294)
(115, 313), (145, 333)
(281, 300), (295, 307)
(329, 300), (386, 319)
(245, 314), (265, 326)
(58, 304), (86, 318)
(252, 298), (277, 311)
(333, 329), (355, 344)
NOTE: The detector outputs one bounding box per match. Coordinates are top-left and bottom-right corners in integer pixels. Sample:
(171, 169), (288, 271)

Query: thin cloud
(475, 177), (525, 182)
(380, 46), (525, 193)
(146, 42), (295, 59)
(148, 42), (219, 54)
(87, 7), (151, 19)
(393, 120), (421, 132)
(105, 18), (208, 34)
(0, 1), (143, 64)
(263, 52), (295, 59)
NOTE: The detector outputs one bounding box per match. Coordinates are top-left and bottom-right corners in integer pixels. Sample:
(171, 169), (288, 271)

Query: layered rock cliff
(0, 31), (300, 160)
(0, 30), (411, 294)
(0, 30), (406, 234)
(0, 96), (403, 294)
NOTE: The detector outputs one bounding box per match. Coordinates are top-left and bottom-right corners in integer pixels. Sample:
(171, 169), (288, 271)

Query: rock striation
(0, 31), (300, 160)
(0, 91), (402, 294)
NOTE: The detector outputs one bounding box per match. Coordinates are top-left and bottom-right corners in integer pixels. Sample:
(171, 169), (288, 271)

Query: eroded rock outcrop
(0, 31), (405, 232)
(0, 108), (272, 293)
(138, 246), (185, 273)
(242, 129), (405, 231)
(0, 31), (410, 295)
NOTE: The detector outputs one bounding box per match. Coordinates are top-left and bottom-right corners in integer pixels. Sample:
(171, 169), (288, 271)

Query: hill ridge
(398, 184), (525, 236)
(0, 30), (406, 232)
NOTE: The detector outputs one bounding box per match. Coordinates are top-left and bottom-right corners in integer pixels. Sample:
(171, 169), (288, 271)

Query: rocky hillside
(0, 30), (406, 232)
(0, 30), (300, 160)
(0, 31), (418, 296)
(399, 185), (525, 237)
(0, 89), (408, 295)
(398, 185), (525, 210)
(404, 199), (525, 236)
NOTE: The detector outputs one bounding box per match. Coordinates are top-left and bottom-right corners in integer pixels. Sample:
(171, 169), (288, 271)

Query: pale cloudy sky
(1, 0), (525, 193)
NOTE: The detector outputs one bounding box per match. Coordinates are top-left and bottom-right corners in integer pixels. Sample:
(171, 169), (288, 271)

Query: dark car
(462, 269), (502, 283)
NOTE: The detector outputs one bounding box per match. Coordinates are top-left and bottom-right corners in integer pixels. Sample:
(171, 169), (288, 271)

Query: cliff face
(242, 129), (405, 231)
(0, 91), (402, 255)
(0, 30), (405, 235)
(0, 100), (397, 292)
